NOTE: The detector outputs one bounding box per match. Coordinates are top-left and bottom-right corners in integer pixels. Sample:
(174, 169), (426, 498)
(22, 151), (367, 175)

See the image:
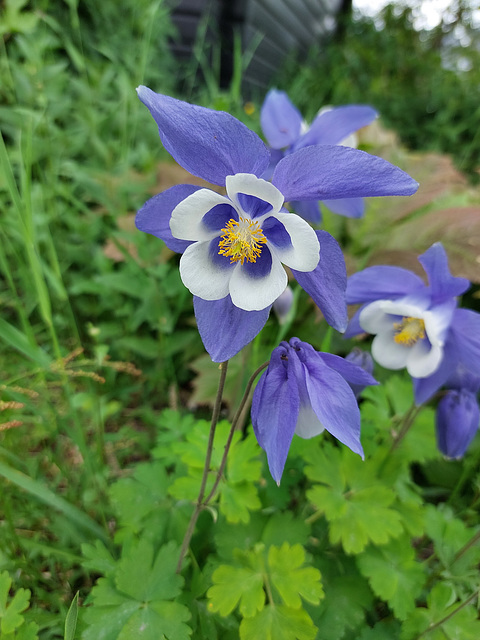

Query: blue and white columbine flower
(260, 89), (378, 222)
(345, 243), (480, 404)
(135, 86), (417, 361)
(251, 338), (377, 484)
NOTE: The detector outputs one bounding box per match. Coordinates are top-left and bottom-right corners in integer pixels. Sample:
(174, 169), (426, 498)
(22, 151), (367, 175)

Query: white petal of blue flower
(294, 404), (325, 439)
(360, 298), (444, 378)
(171, 173), (320, 311)
(226, 173), (284, 213)
(170, 189), (231, 241)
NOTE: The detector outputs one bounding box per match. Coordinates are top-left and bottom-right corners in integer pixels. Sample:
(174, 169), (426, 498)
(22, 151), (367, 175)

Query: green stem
(204, 361), (269, 505)
(415, 589), (479, 639)
(176, 361), (229, 574)
(390, 403), (421, 453)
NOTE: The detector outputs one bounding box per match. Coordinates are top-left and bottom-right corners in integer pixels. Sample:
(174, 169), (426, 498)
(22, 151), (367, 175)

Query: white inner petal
(229, 252), (287, 311)
(226, 173), (284, 214)
(294, 403), (325, 439)
(268, 211), (320, 272)
(371, 331), (411, 370)
(170, 189), (233, 241)
(407, 340), (443, 378)
(179, 241), (232, 300)
(360, 301), (398, 334)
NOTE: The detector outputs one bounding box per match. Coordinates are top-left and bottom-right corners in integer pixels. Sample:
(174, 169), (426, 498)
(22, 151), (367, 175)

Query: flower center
(218, 216), (267, 264)
(393, 316), (426, 346)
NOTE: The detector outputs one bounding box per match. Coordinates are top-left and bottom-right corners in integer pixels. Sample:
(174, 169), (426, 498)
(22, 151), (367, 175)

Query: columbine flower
(436, 373), (480, 458)
(260, 89), (378, 222)
(251, 338), (377, 483)
(345, 243), (480, 404)
(135, 86), (417, 361)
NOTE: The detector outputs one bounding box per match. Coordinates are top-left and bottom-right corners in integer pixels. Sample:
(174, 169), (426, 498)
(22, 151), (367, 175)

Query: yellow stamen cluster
(393, 316), (426, 346)
(218, 217), (267, 265)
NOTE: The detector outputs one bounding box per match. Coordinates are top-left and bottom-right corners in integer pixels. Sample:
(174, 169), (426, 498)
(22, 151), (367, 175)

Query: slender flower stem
(390, 403), (421, 453)
(176, 360), (229, 573)
(204, 361), (269, 505)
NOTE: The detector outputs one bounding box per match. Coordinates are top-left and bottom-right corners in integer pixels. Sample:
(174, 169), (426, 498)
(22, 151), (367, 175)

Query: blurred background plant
(0, 0), (479, 638)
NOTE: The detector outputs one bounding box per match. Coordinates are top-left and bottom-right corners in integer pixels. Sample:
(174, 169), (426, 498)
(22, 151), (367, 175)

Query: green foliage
(356, 536), (426, 620)
(208, 543), (323, 640)
(401, 583), (480, 640)
(305, 443), (404, 553)
(82, 540), (191, 640)
(0, 572), (38, 639)
(1, 0), (480, 637)
(165, 419), (262, 524)
(282, 3), (480, 181)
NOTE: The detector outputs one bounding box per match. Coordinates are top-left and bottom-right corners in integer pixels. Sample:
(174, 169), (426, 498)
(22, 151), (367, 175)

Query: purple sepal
(290, 199), (322, 223)
(318, 351), (377, 388)
(135, 184), (198, 253)
(193, 295), (271, 362)
(321, 197), (365, 219)
(436, 390), (479, 458)
(418, 243), (470, 303)
(272, 145), (419, 202)
(291, 231), (348, 332)
(296, 105), (378, 148)
(450, 309), (480, 378)
(301, 349), (364, 458)
(260, 89), (303, 149)
(346, 266), (425, 305)
(344, 307), (366, 338)
(251, 348), (302, 484)
(137, 86), (270, 186)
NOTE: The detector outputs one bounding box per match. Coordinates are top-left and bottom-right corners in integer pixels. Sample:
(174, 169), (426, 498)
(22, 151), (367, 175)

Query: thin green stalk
(415, 589), (479, 639)
(204, 361), (269, 505)
(389, 403), (421, 453)
(176, 360), (229, 573)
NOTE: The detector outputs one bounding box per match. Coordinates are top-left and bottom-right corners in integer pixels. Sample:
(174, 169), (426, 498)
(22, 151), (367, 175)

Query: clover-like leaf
(220, 481), (261, 524)
(82, 541), (191, 640)
(240, 605), (317, 640)
(305, 444), (403, 554)
(268, 543), (323, 608)
(207, 564), (265, 617)
(356, 536), (426, 620)
(0, 571), (32, 635)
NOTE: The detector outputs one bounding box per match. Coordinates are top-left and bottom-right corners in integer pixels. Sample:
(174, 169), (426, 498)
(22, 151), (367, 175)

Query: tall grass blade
(0, 461), (109, 544)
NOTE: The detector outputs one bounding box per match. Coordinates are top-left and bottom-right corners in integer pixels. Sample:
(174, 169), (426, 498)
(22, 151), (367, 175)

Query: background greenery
(0, 1), (479, 638)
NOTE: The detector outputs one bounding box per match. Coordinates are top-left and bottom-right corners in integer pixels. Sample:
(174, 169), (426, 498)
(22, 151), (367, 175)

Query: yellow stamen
(393, 317), (426, 346)
(218, 217), (267, 265)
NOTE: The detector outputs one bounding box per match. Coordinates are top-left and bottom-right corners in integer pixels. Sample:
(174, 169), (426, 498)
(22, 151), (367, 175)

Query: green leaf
(109, 461), (170, 536)
(313, 571), (373, 640)
(115, 540), (182, 602)
(81, 541), (117, 576)
(356, 536), (426, 620)
(207, 564), (265, 617)
(64, 592), (79, 640)
(82, 541), (191, 640)
(425, 504), (480, 570)
(0, 571), (31, 634)
(220, 481), (261, 524)
(268, 543), (323, 608)
(305, 444), (403, 554)
(401, 583), (480, 640)
(240, 605), (317, 640)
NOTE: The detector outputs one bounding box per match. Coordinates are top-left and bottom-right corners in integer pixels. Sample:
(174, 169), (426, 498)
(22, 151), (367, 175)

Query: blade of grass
(0, 460), (109, 544)
(64, 592), (79, 640)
